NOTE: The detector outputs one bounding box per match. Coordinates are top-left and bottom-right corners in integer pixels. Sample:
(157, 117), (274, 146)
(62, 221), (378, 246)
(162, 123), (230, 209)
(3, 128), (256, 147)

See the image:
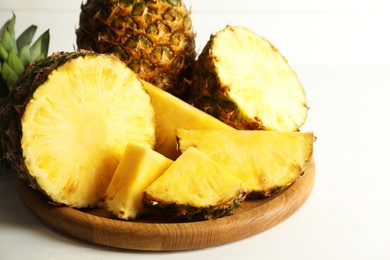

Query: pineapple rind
(143, 189), (247, 221)
(192, 26), (308, 132)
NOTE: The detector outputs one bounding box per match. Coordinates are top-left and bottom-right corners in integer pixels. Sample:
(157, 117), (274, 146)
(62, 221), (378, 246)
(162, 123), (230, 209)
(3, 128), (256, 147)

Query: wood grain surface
(16, 160), (315, 251)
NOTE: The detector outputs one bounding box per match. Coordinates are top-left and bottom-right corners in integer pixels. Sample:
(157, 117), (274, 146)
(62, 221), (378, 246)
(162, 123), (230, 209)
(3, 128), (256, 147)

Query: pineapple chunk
(143, 82), (232, 160)
(177, 129), (314, 197)
(20, 53), (155, 207)
(102, 142), (173, 220)
(143, 146), (249, 221)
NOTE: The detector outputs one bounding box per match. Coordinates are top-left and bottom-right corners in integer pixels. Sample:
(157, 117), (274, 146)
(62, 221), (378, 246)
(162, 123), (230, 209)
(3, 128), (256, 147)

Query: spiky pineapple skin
(143, 189), (247, 221)
(76, 0), (196, 100)
(0, 51), (92, 189)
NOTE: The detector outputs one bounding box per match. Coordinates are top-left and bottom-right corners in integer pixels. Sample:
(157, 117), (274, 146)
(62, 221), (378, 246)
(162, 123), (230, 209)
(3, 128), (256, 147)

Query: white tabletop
(1, 1), (390, 259)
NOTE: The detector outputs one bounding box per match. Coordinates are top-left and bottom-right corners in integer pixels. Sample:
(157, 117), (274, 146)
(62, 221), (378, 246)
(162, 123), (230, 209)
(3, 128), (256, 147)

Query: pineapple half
(192, 26), (308, 132)
(102, 142), (173, 220)
(76, 0), (196, 100)
(143, 81), (232, 160)
(0, 51), (155, 207)
(143, 146), (249, 221)
(177, 129), (314, 197)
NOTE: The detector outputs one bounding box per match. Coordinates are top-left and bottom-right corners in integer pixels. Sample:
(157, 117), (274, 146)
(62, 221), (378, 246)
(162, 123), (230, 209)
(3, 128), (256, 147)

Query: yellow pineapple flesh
(143, 146), (249, 221)
(102, 142), (173, 220)
(18, 52), (155, 207)
(177, 129), (314, 197)
(143, 82), (232, 160)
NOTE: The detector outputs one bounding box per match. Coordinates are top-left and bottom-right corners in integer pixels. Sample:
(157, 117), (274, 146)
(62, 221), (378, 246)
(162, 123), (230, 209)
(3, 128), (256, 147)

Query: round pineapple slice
(192, 26), (308, 132)
(1, 51), (155, 208)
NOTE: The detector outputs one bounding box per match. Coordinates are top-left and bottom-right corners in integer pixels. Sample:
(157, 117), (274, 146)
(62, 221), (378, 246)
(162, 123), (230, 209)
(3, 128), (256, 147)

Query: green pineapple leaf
(7, 48), (24, 77)
(30, 29), (50, 61)
(0, 14), (16, 40)
(0, 44), (8, 61)
(7, 14), (16, 39)
(16, 25), (37, 52)
(18, 45), (31, 68)
(1, 29), (17, 53)
(2, 62), (18, 88)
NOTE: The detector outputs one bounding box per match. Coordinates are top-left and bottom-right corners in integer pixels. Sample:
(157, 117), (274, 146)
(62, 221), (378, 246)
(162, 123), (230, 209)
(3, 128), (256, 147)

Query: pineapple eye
(146, 21), (170, 36)
(125, 35), (153, 49)
(152, 71), (174, 90)
(219, 100), (237, 113)
(172, 55), (184, 71)
(131, 2), (146, 16)
(170, 32), (185, 47)
(183, 15), (192, 31)
(150, 45), (174, 63)
(129, 59), (155, 74)
(112, 46), (130, 60)
(198, 97), (219, 117)
(163, 9), (182, 22)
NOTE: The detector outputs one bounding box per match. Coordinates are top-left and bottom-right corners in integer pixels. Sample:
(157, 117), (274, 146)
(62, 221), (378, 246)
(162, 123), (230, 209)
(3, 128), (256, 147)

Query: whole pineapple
(0, 50), (156, 207)
(76, 0), (196, 100)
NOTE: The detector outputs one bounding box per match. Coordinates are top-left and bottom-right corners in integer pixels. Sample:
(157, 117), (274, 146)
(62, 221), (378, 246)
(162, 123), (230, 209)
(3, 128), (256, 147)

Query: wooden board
(16, 160), (315, 251)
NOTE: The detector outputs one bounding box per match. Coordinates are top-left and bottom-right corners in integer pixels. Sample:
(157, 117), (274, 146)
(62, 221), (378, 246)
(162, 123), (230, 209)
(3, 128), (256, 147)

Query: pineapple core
(21, 55), (155, 207)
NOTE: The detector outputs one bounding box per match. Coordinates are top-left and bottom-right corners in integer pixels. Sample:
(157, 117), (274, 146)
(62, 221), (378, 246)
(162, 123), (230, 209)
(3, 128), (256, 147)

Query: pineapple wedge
(177, 129), (314, 197)
(143, 82), (232, 160)
(102, 142), (173, 220)
(143, 146), (249, 221)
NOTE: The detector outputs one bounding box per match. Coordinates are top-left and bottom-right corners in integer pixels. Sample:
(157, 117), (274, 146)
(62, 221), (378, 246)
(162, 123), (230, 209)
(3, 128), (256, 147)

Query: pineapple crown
(0, 14), (50, 105)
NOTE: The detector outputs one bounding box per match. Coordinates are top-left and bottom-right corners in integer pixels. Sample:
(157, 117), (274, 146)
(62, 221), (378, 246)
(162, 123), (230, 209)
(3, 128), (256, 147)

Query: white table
(1, 1), (390, 259)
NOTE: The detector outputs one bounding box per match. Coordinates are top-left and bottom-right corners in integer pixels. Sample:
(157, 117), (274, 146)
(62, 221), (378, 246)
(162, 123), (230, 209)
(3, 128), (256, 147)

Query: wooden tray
(17, 160), (315, 251)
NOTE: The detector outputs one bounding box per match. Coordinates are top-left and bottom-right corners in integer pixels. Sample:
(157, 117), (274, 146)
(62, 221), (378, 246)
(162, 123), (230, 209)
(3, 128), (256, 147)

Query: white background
(1, 0), (390, 259)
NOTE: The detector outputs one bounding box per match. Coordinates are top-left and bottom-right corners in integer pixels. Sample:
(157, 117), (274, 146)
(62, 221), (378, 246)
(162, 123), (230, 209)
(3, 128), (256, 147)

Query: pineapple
(177, 129), (314, 197)
(143, 146), (249, 221)
(192, 26), (308, 132)
(143, 81), (232, 160)
(0, 51), (156, 207)
(102, 142), (173, 220)
(76, 0), (196, 100)
(0, 14), (49, 105)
